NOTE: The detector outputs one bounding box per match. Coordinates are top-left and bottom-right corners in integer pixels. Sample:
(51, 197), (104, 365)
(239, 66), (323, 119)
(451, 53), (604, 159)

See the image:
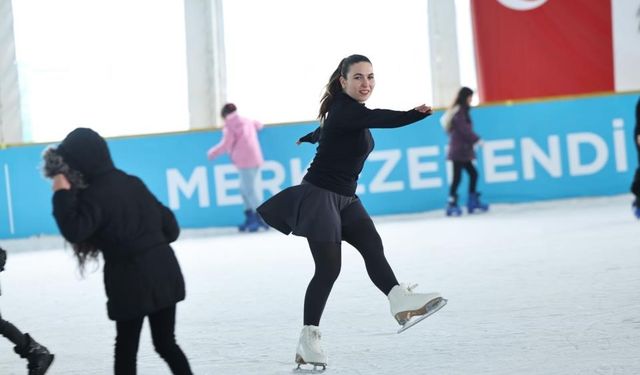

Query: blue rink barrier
(0, 92), (637, 239)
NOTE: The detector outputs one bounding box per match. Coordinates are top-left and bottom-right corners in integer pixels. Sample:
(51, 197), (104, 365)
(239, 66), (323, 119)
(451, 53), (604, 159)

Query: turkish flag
(471, 0), (615, 102)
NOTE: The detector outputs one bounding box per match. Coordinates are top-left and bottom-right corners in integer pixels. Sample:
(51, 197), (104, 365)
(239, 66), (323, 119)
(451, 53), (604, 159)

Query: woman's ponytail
(318, 59), (345, 124)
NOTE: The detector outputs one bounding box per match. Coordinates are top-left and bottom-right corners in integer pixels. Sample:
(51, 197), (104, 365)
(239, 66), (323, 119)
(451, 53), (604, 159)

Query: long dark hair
(318, 54), (371, 123)
(451, 87), (474, 109)
(42, 146), (99, 275)
(71, 243), (100, 276)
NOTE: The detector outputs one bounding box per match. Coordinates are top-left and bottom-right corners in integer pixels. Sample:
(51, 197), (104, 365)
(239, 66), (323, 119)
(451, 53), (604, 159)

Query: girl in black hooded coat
(46, 128), (192, 375)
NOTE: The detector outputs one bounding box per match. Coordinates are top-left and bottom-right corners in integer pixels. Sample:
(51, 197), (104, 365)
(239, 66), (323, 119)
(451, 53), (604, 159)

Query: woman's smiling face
(340, 62), (375, 103)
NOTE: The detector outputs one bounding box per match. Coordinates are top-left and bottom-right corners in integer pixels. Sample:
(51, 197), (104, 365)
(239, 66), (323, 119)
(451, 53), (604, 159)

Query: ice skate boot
(256, 212), (270, 230)
(467, 192), (489, 214)
(238, 209), (251, 232)
(633, 199), (640, 219)
(294, 325), (327, 372)
(239, 210), (261, 232)
(445, 195), (462, 216)
(14, 333), (54, 375)
(388, 283), (447, 333)
(244, 210), (261, 232)
(446, 202), (462, 217)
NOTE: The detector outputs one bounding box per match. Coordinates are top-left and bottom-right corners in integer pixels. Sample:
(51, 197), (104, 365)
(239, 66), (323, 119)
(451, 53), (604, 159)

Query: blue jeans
(238, 167), (261, 210)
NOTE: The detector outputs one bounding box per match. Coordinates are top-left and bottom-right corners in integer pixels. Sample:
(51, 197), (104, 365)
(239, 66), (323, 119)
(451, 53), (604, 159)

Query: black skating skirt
(257, 180), (358, 242)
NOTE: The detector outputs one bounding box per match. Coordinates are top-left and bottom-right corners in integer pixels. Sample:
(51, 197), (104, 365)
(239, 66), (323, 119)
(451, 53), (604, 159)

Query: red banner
(470, 0), (614, 102)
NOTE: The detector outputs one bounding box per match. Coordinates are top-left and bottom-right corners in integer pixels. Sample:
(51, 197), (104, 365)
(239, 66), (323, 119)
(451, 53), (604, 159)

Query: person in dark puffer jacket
(45, 128), (192, 375)
(0, 247), (55, 375)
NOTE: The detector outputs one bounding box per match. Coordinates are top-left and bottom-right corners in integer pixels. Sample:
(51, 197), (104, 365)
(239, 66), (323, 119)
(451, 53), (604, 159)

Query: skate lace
(406, 283), (419, 293)
(311, 330), (322, 340)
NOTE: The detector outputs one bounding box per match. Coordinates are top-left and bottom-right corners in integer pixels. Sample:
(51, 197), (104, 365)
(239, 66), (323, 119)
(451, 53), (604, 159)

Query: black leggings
(449, 161), (478, 197)
(115, 305), (192, 375)
(632, 167), (640, 199)
(632, 142), (640, 199)
(0, 310), (27, 348)
(304, 202), (398, 326)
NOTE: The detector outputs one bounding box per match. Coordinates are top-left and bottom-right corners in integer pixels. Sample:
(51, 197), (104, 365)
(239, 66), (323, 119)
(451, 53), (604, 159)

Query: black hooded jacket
(52, 128), (185, 321)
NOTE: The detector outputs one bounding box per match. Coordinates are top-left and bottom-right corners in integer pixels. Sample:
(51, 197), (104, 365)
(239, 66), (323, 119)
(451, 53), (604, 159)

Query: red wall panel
(471, 0), (614, 102)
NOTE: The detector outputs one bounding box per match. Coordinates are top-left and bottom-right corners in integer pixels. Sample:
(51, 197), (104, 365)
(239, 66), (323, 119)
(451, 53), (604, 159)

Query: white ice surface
(1, 195), (639, 374)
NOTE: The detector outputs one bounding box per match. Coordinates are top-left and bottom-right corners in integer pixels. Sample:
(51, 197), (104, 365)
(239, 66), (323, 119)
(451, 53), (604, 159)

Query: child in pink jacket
(207, 103), (268, 231)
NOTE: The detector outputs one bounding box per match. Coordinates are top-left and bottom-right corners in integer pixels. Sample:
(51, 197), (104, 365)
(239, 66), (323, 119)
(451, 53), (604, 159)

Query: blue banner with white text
(0, 92), (637, 239)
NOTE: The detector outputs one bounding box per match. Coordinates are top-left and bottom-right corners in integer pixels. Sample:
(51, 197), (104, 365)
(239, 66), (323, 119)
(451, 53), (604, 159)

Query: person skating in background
(207, 103), (268, 232)
(44, 128), (193, 375)
(440, 87), (489, 216)
(0, 247), (54, 375)
(631, 96), (640, 218)
(258, 54), (447, 370)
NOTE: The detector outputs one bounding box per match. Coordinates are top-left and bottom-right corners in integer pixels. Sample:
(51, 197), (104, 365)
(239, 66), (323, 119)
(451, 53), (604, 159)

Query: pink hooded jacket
(207, 112), (264, 168)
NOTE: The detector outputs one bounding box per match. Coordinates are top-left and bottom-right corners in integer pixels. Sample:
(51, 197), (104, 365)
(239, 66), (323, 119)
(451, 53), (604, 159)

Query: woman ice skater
(258, 54), (447, 370)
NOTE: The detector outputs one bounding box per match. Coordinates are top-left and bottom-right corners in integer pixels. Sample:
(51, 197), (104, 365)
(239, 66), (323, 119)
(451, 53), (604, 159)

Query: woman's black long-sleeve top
(300, 92), (430, 196)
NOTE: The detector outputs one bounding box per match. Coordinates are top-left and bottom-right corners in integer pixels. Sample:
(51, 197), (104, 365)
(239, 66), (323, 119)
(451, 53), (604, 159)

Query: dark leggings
(449, 160), (478, 197)
(303, 201), (398, 326)
(115, 305), (192, 375)
(632, 168), (640, 199)
(0, 310), (27, 348)
(632, 142), (640, 199)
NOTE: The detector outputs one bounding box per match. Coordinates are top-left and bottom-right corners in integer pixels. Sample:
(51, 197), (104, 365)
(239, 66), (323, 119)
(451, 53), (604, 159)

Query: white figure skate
(388, 283), (447, 333)
(294, 325), (327, 372)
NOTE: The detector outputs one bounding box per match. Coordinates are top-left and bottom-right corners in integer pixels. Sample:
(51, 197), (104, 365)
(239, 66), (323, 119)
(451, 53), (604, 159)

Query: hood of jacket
(56, 128), (115, 180)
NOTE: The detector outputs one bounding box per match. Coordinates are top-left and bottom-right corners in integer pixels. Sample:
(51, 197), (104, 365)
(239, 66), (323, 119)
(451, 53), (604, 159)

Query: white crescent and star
(497, 0), (549, 11)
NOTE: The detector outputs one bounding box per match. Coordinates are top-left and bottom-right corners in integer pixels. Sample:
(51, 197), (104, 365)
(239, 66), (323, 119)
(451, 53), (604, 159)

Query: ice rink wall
(0, 92), (637, 239)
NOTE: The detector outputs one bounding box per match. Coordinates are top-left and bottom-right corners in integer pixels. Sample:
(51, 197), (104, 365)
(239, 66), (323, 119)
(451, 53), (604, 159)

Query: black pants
(631, 142), (640, 199)
(115, 304), (192, 375)
(632, 168), (640, 199)
(449, 161), (478, 198)
(0, 310), (27, 348)
(303, 201), (399, 326)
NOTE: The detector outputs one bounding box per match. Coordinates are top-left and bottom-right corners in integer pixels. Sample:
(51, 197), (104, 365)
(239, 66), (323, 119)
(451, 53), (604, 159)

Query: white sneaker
(295, 325), (327, 368)
(388, 283), (442, 325)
